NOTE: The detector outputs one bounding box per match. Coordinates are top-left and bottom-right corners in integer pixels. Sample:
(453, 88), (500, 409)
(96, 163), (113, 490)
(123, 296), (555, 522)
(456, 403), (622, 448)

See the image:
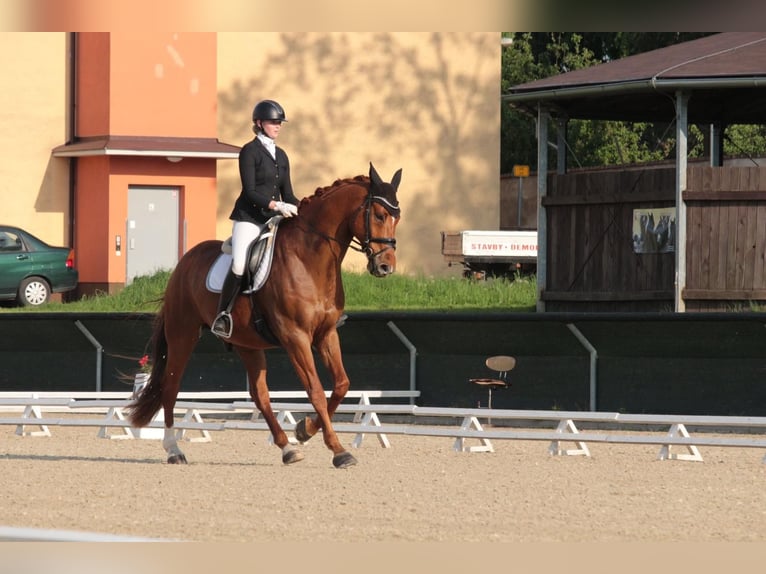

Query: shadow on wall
(217, 32), (501, 275)
(28, 156), (72, 246)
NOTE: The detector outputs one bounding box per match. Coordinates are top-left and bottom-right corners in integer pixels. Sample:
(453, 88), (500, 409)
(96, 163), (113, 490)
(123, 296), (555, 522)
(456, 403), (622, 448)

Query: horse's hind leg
(163, 427), (186, 464)
(235, 346), (304, 465)
(160, 322), (199, 464)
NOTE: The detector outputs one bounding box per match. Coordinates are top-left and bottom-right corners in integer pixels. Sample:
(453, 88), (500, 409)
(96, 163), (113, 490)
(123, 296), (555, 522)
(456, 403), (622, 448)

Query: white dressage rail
(0, 389), (420, 403)
(2, 392), (766, 463)
(0, 390), (420, 445)
(407, 407), (766, 463)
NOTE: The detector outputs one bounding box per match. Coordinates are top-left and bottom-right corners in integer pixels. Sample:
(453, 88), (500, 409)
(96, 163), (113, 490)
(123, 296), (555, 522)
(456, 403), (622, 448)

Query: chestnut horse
(126, 163), (402, 468)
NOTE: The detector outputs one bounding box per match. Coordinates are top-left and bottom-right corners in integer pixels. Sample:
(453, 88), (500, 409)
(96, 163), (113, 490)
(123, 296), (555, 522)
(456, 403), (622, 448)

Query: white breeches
(231, 220), (266, 276)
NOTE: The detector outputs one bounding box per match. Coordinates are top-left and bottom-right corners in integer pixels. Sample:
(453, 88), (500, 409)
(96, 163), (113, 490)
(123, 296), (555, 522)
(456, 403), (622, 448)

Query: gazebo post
(536, 103), (549, 313)
(674, 90), (689, 313)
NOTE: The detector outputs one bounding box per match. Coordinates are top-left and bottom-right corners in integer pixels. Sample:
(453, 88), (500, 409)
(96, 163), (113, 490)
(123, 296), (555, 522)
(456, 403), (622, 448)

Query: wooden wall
(684, 167), (766, 311)
(541, 167), (675, 311)
(540, 165), (766, 312)
(542, 166), (766, 311)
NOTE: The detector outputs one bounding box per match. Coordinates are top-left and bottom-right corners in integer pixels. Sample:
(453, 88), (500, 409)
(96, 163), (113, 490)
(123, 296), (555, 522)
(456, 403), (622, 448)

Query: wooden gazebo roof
(504, 33), (766, 124)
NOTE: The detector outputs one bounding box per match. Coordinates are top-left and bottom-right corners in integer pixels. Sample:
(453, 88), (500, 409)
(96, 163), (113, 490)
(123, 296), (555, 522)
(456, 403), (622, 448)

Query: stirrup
(211, 311), (233, 339)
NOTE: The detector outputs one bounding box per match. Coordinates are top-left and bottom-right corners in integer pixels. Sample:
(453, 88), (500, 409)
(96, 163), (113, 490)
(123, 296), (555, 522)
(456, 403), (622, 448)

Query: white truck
(440, 229), (538, 279)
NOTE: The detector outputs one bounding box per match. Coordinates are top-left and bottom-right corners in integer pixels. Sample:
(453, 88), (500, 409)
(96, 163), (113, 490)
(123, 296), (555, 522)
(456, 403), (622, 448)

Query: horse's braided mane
(299, 175), (368, 209)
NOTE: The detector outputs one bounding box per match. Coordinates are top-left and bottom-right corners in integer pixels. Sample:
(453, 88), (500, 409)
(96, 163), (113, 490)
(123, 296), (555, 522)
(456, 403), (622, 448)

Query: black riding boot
(211, 269), (242, 339)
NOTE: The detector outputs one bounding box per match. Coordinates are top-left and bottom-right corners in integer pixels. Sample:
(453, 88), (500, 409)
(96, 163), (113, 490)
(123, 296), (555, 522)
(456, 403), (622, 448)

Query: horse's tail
(126, 308), (168, 427)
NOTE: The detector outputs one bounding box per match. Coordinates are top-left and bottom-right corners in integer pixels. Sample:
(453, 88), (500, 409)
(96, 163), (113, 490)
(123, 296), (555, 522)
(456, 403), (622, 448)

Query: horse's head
(356, 163), (402, 277)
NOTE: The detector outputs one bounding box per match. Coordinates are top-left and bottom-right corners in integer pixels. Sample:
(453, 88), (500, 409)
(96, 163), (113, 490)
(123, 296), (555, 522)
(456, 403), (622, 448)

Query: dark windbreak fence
(1, 311), (765, 416)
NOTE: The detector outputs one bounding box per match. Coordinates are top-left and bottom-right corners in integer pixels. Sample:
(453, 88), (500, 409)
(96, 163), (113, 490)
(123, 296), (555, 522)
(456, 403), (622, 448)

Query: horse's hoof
(332, 451), (358, 469)
(294, 418), (314, 443)
(167, 453), (187, 464)
(282, 448), (305, 465)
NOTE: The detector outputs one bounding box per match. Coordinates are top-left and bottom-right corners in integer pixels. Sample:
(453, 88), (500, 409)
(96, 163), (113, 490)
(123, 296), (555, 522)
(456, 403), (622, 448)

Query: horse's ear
(391, 168), (402, 192)
(369, 162), (383, 188)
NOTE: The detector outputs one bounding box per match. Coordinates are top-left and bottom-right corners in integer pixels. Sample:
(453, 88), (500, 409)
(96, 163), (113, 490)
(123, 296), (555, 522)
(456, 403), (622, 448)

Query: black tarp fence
(1, 312), (764, 416)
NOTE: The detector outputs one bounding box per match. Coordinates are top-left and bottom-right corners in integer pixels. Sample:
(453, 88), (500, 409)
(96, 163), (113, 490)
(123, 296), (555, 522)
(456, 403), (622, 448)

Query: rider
(211, 99), (300, 339)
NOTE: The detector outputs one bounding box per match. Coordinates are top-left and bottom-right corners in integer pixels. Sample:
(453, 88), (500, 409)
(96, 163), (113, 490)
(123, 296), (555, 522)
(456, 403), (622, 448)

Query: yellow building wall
(216, 32), (502, 275)
(0, 33), (71, 248)
(0, 32), (502, 281)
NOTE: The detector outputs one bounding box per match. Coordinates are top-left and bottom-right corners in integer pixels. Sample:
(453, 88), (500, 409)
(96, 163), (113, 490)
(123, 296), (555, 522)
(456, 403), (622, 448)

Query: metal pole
(74, 320), (103, 392)
(387, 321), (417, 404)
(517, 177), (523, 228)
(566, 323), (598, 411)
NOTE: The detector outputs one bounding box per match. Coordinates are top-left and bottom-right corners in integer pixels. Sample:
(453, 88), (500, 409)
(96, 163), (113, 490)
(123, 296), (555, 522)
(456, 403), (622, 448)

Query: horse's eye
(374, 212), (386, 223)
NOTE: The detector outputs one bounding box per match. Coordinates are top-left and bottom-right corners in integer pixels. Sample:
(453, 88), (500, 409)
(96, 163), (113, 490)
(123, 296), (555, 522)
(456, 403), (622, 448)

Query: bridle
(294, 185), (399, 266)
(350, 189), (399, 262)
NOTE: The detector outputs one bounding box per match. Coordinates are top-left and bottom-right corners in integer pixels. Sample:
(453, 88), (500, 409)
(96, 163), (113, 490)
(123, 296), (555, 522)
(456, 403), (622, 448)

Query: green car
(0, 225), (79, 306)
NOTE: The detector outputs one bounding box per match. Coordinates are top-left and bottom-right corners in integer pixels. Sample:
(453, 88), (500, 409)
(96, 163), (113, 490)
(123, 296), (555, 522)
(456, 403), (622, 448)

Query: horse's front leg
(305, 328), (350, 429)
(235, 346), (304, 465)
(291, 331), (356, 468)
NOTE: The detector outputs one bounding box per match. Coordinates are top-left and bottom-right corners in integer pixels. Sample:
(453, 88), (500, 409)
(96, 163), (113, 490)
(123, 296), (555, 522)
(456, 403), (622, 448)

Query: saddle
(204, 216), (346, 346)
(205, 217), (283, 346)
(205, 216), (282, 295)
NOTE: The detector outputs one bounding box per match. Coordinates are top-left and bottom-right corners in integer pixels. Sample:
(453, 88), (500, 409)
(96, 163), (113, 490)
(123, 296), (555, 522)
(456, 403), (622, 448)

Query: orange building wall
(109, 32), (217, 137)
(108, 156), (218, 255)
(74, 157), (217, 288)
(75, 32), (218, 292)
(73, 32), (220, 291)
(76, 33), (110, 137)
(77, 33), (217, 138)
(75, 157), (111, 283)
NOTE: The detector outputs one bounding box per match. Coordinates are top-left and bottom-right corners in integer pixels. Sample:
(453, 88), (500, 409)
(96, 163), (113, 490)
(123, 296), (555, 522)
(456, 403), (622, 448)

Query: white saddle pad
(205, 224), (279, 294)
(206, 253), (234, 293)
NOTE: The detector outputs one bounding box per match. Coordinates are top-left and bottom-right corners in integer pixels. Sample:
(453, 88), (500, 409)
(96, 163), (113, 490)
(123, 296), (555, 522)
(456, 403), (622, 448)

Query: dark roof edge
(503, 77), (766, 105)
(51, 135), (241, 159)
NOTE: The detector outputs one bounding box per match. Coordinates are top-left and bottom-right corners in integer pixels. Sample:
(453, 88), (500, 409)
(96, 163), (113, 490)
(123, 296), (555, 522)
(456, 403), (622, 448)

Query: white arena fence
(2, 390), (766, 463)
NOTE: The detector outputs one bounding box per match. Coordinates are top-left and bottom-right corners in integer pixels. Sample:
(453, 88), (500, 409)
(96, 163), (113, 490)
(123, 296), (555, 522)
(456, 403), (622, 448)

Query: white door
(126, 186), (180, 284)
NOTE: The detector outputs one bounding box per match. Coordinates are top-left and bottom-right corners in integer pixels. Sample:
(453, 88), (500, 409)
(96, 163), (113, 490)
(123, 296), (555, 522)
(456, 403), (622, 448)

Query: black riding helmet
(252, 99), (287, 123)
